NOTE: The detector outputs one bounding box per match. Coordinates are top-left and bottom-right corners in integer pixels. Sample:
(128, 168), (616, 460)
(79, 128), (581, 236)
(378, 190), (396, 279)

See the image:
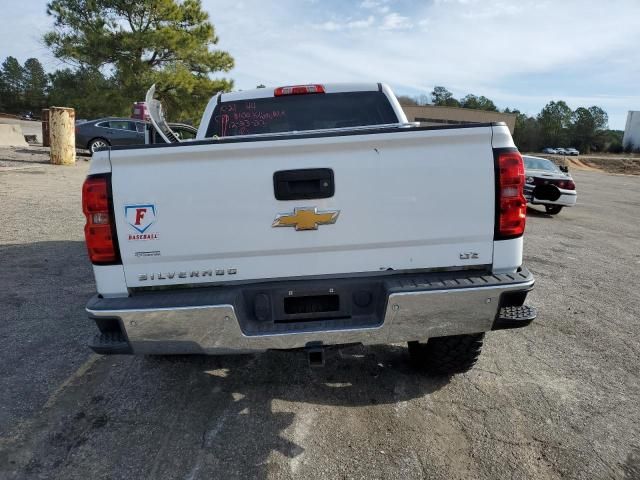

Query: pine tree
(22, 58), (48, 113)
(44, 0), (234, 122)
(0, 56), (25, 113)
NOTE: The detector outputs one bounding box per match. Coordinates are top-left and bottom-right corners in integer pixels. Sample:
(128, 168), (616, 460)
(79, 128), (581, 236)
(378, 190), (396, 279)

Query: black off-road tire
(545, 205), (563, 215)
(408, 333), (484, 376)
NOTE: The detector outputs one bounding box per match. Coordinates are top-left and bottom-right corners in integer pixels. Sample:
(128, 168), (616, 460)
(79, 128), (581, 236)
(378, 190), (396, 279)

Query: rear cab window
(206, 91), (399, 138)
(524, 157), (560, 172)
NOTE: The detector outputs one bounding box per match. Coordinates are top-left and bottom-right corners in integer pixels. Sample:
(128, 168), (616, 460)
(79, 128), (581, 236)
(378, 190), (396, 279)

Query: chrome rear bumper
(87, 268), (535, 355)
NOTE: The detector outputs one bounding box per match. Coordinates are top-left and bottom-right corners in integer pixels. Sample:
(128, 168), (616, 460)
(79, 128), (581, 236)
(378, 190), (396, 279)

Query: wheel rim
(91, 140), (107, 153)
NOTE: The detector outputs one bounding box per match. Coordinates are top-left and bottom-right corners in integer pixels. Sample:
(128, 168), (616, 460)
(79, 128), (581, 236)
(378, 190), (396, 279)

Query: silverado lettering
(137, 269), (238, 281)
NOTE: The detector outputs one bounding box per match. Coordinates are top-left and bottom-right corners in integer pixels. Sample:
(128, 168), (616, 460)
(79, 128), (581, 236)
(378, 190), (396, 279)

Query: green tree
(22, 58), (49, 112)
(512, 112), (542, 152)
(48, 67), (121, 119)
(0, 56), (25, 112)
(602, 129), (624, 153)
(44, 0), (234, 122)
(460, 94), (498, 112)
(570, 106), (608, 153)
(537, 101), (573, 147)
(588, 106), (608, 131)
(430, 86), (460, 107)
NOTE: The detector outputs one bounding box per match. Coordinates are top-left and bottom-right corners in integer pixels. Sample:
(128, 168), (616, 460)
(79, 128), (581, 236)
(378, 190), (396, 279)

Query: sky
(2, 0), (639, 129)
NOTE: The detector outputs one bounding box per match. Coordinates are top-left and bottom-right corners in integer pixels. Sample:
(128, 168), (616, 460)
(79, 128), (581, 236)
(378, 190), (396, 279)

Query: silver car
(565, 147), (580, 156)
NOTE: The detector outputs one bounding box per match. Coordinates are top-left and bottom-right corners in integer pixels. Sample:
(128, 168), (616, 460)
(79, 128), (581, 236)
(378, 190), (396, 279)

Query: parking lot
(1, 158), (639, 480)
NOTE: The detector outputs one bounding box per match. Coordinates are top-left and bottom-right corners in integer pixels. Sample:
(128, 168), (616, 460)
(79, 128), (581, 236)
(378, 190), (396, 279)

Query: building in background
(401, 105), (517, 133)
(623, 111), (640, 150)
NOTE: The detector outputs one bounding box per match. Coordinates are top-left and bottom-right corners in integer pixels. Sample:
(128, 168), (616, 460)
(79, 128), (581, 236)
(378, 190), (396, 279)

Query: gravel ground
(0, 146), (52, 169)
(0, 145), (89, 170)
(0, 153), (639, 480)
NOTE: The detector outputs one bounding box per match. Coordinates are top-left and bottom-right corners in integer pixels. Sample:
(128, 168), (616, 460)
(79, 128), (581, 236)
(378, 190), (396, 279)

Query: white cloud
(418, 18), (431, 30)
(360, 0), (391, 14)
(314, 15), (375, 31)
(348, 16), (375, 29)
(380, 12), (412, 30)
(315, 20), (342, 31)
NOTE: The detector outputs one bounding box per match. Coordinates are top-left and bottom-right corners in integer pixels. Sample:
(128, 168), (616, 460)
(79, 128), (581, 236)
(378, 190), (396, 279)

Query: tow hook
(306, 346), (325, 368)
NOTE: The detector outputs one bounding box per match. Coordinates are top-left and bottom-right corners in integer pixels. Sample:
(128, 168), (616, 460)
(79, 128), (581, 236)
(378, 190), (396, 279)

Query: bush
(608, 142), (624, 154)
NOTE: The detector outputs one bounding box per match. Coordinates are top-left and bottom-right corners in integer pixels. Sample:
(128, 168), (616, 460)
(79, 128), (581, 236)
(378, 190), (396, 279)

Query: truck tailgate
(110, 126), (496, 288)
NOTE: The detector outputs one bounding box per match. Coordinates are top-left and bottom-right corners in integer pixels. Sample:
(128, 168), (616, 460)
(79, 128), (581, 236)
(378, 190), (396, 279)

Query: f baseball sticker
(125, 204), (156, 234)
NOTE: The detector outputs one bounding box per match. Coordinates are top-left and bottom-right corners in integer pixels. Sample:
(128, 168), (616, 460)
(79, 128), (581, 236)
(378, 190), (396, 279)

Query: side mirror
(559, 165), (569, 173)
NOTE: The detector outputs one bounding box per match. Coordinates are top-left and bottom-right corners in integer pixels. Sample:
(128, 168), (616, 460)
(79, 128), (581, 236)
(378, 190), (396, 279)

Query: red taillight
(558, 179), (576, 190)
(274, 84), (325, 96)
(495, 150), (526, 239)
(82, 175), (119, 264)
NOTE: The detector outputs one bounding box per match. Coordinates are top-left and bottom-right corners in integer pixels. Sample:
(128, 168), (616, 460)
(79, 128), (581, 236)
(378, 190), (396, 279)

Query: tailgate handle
(273, 168), (334, 200)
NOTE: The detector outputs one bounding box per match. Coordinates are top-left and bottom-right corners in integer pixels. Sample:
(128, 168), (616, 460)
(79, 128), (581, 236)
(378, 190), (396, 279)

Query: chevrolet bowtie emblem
(272, 207), (340, 231)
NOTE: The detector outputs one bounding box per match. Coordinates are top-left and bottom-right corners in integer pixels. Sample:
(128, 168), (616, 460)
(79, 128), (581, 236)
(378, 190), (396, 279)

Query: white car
(554, 147), (567, 155)
(523, 155), (577, 214)
(565, 147), (579, 156)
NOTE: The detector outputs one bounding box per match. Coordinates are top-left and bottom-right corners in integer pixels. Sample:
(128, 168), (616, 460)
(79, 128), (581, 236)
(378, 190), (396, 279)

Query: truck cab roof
(220, 83), (383, 102)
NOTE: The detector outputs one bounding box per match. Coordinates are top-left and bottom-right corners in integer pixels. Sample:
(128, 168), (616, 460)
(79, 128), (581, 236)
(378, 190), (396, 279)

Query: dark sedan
(75, 117), (197, 153)
(523, 155), (577, 215)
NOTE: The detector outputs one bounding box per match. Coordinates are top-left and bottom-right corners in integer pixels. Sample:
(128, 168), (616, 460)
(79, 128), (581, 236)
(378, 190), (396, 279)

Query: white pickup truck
(82, 83), (535, 374)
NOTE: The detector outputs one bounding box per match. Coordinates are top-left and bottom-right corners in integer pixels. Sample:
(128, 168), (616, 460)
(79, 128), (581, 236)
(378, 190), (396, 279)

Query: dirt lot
(531, 152), (640, 176)
(1, 149), (639, 480)
(570, 155), (640, 175)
